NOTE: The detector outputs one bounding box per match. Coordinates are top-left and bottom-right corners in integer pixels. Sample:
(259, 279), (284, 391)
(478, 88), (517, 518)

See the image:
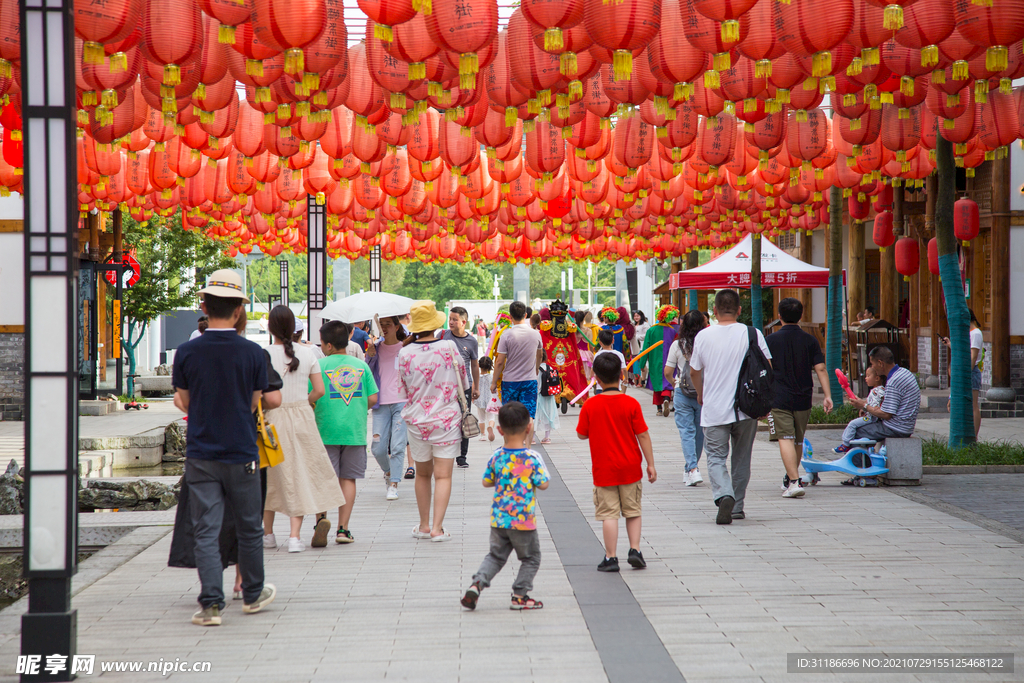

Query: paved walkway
(0, 403), (1022, 682)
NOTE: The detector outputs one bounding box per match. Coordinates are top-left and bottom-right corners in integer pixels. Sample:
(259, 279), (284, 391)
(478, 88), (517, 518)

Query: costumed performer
(486, 312), (514, 399)
(598, 306), (635, 363)
(539, 301), (590, 411)
(635, 305), (680, 417)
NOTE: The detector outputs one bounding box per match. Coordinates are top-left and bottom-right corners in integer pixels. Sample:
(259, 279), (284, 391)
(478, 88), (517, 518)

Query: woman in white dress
(629, 311), (650, 386)
(262, 306), (346, 553)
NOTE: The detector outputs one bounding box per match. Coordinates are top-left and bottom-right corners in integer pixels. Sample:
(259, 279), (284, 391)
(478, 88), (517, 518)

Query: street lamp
(19, 0), (79, 679)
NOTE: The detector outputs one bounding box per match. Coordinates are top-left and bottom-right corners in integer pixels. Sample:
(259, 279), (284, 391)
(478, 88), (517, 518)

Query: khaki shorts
(408, 432), (459, 463)
(768, 408), (811, 443)
(593, 480), (643, 520)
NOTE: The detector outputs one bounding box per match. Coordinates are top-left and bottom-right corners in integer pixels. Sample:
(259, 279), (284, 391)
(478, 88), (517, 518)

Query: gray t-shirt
(442, 330), (478, 387)
(496, 323), (543, 383)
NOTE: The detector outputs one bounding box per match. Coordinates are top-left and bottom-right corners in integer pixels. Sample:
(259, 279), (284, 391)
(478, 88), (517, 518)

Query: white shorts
(407, 433), (460, 463)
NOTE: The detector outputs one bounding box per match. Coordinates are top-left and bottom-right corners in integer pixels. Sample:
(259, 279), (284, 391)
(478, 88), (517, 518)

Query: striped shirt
(880, 366), (920, 436)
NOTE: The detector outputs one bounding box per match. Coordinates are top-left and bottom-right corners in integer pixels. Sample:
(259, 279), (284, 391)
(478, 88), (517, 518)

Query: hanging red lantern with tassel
(927, 236), (939, 275)
(424, 0), (498, 90)
(895, 237), (919, 281)
(583, 0), (661, 83)
(777, 0), (854, 79)
(954, 195), (979, 245)
(873, 209), (895, 251)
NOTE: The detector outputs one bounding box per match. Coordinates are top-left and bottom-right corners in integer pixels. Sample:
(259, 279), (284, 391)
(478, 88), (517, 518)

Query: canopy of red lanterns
(0, 0), (1022, 263)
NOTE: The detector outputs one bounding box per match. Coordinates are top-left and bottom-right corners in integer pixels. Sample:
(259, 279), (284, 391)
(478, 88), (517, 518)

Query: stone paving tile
(540, 400), (1024, 683)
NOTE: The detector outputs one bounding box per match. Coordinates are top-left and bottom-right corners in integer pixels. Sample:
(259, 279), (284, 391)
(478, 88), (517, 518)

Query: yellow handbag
(257, 402), (285, 468)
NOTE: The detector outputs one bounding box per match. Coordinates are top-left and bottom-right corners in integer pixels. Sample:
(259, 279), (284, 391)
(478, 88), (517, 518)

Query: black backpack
(539, 363), (563, 397)
(734, 326), (774, 420)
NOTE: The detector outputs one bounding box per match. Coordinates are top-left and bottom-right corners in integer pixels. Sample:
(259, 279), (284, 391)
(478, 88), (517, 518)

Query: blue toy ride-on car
(800, 438), (889, 487)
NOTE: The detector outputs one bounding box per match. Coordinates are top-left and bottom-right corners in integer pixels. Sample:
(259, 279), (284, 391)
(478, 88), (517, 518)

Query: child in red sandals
(461, 402), (550, 611)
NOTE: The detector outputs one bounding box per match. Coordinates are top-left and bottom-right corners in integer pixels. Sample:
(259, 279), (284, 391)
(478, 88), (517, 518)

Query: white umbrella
(320, 292), (415, 324)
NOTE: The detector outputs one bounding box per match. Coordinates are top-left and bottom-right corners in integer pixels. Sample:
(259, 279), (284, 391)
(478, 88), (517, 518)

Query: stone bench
(878, 437), (922, 486)
(134, 375), (174, 395)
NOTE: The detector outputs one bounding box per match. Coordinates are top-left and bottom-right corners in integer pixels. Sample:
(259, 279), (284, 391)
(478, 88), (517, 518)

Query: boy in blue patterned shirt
(461, 401), (550, 611)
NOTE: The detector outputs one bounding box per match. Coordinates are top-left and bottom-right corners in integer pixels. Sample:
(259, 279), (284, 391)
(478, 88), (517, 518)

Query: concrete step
(78, 427), (166, 469)
(79, 400), (119, 416)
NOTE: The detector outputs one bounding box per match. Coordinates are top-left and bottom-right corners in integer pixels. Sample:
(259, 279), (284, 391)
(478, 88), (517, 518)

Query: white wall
(0, 233), (23, 326)
(1011, 226), (1024, 336)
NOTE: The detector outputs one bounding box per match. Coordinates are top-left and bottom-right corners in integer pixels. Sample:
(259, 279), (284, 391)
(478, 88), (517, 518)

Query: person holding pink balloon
(833, 366), (887, 455)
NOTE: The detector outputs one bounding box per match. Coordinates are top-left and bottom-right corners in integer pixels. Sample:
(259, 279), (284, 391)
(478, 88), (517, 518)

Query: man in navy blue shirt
(173, 269), (276, 626)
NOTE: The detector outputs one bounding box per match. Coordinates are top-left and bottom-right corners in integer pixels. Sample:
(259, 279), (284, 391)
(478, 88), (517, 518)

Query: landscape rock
(77, 478), (180, 512)
(164, 421), (187, 457)
(155, 363), (171, 376)
(0, 460), (23, 515)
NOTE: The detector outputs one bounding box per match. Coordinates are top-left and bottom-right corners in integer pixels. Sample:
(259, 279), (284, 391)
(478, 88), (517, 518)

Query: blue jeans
(673, 387), (703, 472)
(371, 403), (408, 484)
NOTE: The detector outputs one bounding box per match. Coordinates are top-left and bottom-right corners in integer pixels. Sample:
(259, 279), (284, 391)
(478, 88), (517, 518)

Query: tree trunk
(125, 319), (146, 396)
(935, 136), (974, 447)
(750, 233), (762, 331)
(687, 250), (699, 310)
(826, 185), (845, 407)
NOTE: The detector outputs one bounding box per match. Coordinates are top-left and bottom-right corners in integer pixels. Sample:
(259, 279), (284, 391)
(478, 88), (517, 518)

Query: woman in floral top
(399, 301), (468, 543)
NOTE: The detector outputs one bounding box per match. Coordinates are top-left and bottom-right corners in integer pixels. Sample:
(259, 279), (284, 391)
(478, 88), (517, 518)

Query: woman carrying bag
(398, 301), (469, 543)
(262, 306), (346, 553)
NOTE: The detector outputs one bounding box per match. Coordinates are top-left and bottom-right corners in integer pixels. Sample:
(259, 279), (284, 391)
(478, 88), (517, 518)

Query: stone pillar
(513, 263), (529, 303)
(987, 155), (1014, 402)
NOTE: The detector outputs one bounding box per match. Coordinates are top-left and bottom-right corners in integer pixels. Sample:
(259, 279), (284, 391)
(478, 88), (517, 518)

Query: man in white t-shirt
(689, 290), (772, 525)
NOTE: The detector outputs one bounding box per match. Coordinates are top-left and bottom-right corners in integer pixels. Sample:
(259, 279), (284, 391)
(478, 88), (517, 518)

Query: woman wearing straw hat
(398, 301), (469, 542)
(262, 306), (346, 553)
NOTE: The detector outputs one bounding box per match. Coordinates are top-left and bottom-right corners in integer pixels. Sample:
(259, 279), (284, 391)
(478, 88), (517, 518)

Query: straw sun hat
(198, 269), (250, 303)
(407, 300), (446, 333)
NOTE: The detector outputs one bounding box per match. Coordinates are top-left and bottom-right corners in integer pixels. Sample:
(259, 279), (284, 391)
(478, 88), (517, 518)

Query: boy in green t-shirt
(314, 321), (378, 544)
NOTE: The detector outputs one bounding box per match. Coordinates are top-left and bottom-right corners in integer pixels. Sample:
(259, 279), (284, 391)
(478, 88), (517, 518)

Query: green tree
(397, 262), (493, 308)
(246, 253), (308, 306)
(119, 213), (233, 392)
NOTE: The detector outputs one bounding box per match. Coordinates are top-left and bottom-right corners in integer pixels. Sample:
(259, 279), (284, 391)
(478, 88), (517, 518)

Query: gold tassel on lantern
(720, 20), (740, 43)
(408, 62), (426, 80)
(219, 24), (237, 44)
(921, 45), (939, 68)
(284, 48), (305, 74)
(246, 59), (265, 78)
(1000, 78), (1012, 94)
(811, 50), (832, 78)
(559, 52), (578, 78)
(163, 63), (181, 85)
(674, 82), (693, 101)
(110, 52), (128, 73)
(882, 4), (903, 30)
(523, 119), (536, 133)
(544, 27), (564, 51)
(704, 70), (720, 89)
(754, 59), (772, 78)
(862, 47), (880, 66)
(412, 0), (431, 15)
(952, 60), (969, 81)
(850, 117), (862, 130)
(613, 49), (633, 82)
(777, 88), (791, 104)
(375, 23), (393, 42)
(879, 91), (894, 104)
(847, 57), (863, 76)
(713, 52), (731, 72)
(83, 41), (105, 64)
(975, 80), (988, 104)
(900, 76), (914, 97)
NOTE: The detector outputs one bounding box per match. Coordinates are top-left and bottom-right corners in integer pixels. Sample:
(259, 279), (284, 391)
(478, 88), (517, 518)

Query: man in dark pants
(173, 269), (277, 626)
(442, 306), (480, 468)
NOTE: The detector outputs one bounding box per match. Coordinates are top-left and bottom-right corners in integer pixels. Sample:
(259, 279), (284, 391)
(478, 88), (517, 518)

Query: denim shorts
(972, 367), (982, 392)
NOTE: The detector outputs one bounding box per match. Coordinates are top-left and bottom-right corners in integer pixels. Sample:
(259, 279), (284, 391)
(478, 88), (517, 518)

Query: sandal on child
(404, 467), (416, 479)
(430, 529), (452, 543)
(461, 583), (482, 610)
(411, 526), (432, 539)
(510, 595), (543, 610)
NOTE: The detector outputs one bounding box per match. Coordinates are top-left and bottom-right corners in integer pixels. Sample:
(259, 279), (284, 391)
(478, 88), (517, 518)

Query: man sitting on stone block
(846, 346), (920, 443)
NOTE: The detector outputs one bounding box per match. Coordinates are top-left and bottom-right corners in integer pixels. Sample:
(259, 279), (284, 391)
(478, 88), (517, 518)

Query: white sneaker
(688, 469), (702, 486)
(682, 470), (692, 486)
(287, 537), (305, 553)
(782, 481), (805, 498)
(386, 484), (399, 500)
(263, 534), (277, 549)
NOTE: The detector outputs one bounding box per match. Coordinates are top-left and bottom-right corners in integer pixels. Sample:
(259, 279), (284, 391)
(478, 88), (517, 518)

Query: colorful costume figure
(488, 312), (514, 401)
(598, 307), (635, 362)
(539, 301), (590, 408)
(636, 305), (680, 412)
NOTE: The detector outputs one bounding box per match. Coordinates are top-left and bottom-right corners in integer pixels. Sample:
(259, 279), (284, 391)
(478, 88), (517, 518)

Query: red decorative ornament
(584, 0), (662, 82)
(894, 237), (919, 280)
(927, 237), (939, 275)
(873, 210), (895, 250)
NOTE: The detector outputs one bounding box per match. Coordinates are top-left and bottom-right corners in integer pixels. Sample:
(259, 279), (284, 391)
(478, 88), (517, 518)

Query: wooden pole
(88, 211), (99, 261)
(880, 184), (902, 324)
(800, 231), (813, 319)
(988, 155), (1013, 401)
(686, 250), (699, 311)
(112, 208), (123, 262)
(848, 219), (865, 322)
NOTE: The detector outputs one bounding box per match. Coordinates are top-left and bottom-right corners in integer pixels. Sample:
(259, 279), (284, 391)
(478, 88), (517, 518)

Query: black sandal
(404, 467), (415, 479)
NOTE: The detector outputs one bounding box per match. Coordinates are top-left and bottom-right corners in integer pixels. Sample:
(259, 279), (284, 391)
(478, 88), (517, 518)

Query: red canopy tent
(670, 234), (845, 290)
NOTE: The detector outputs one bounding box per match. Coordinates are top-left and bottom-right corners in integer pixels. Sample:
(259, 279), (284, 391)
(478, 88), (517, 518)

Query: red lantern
(954, 196), (979, 245)
(895, 237), (919, 280)
(424, 0), (498, 90)
(849, 194), (869, 221)
(141, 0), (203, 85)
(76, 0), (142, 63)
(927, 237), (939, 275)
(584, 0), (662, 82)
(251, 0), (326, 74)
(777, 0), (854, 78)
(873, 210), (895, 251)
(952, 0), (1024, 80)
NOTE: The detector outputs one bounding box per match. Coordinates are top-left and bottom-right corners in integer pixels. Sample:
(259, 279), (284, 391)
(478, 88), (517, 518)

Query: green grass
(922, 439), (1024, 467)
(808, 403), (860, 425)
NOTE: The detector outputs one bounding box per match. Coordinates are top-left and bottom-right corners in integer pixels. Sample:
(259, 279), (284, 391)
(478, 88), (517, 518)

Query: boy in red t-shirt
(577, 353), (657, 572)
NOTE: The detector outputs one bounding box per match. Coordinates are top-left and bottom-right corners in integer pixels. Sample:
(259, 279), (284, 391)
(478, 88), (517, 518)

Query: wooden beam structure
(988, 155), (1012, 400)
